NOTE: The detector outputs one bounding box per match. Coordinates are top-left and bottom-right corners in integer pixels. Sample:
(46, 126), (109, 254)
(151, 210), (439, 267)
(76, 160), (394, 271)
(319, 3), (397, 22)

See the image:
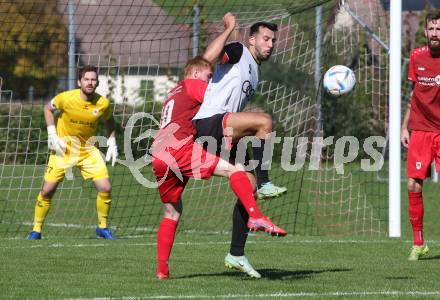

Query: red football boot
(247, 216), (287, 236)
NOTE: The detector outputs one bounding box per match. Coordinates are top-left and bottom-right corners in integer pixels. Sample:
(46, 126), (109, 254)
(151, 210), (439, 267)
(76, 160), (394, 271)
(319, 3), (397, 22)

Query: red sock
(229, 171), (264, 218)
(157, 218), (178, 275)
(408, 192), (424, 246)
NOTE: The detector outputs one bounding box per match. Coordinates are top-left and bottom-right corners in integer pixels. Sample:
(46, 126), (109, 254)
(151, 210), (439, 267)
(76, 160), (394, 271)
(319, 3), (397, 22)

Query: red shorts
(407, 130), (440, 179)
(152, 140), (219, 203)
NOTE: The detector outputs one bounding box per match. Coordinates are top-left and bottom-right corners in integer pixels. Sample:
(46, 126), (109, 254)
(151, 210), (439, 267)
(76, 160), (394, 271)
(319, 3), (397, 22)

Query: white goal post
(388, 0), (402, 237)
(341, 0), (402, 237)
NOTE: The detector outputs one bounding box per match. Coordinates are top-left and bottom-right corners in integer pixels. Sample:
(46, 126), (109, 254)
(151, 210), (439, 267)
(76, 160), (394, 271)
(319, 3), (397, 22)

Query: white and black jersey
(193, 42), (260, 120)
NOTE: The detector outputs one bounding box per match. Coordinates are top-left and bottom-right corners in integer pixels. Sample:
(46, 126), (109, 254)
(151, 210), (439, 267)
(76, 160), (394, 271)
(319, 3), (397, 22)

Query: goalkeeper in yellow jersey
(27, 65), (119, 240)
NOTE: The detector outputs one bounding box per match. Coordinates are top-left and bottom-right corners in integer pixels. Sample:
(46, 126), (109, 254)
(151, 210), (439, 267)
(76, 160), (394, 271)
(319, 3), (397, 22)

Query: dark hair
(425, 11), (440, 27)
(184, 56), (213, 78)
(78, 65), (98, 80)
(250, 22), (278, 36)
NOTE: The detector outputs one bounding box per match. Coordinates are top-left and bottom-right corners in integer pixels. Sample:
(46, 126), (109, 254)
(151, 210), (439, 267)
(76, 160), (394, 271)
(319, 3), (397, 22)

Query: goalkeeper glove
(47, 125), (67, 156)
(105, 136), (118, 166)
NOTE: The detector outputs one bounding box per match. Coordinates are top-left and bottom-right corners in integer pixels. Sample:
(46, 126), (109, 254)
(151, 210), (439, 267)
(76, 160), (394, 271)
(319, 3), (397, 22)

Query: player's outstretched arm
(203, 12), (237, 64)
(105, 116), (118, 166)
(44, 101), (66, 155)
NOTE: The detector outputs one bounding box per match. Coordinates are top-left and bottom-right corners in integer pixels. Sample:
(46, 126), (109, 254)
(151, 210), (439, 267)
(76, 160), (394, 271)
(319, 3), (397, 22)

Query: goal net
(0, 0), (401, 238)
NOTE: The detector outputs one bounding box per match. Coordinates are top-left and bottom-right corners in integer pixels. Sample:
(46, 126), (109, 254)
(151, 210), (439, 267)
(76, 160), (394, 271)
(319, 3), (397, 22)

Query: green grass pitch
(2, 179), (440, 299)
(2, 233), (440, 299)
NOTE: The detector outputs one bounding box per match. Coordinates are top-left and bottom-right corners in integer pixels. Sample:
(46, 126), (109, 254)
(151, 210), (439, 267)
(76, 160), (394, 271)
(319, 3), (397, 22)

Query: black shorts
(194, 113), (250, 165)
(194, 113), (227, 143)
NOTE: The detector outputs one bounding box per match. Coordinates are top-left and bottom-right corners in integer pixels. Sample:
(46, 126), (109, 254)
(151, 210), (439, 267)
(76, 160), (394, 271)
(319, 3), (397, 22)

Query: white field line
(14, 221), (223, 234)
(0, 238), (438, 250)
(61, 291), (440, 300)
(18, 221), (152, 231)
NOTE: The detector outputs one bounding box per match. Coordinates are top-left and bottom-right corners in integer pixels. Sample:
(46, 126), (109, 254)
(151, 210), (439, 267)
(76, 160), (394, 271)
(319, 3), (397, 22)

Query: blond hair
(184, 56), (213, 78)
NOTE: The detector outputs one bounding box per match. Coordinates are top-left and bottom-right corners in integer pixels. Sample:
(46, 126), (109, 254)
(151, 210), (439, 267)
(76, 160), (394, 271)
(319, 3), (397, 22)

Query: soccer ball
(323, 65), (356, 96)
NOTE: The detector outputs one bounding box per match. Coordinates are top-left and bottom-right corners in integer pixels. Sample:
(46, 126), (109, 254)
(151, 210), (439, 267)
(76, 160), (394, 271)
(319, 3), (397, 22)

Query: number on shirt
(160, 99), (175, 129)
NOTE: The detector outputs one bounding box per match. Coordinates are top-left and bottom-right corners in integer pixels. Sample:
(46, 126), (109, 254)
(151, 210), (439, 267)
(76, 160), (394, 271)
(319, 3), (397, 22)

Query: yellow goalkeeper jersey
(52, 89), (112, 145)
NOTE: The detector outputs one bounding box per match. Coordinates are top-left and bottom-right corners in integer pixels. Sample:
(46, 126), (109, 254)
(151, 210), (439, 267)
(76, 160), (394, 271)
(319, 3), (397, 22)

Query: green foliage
(321, 91), (383, 158)
(320, 38), (386, 141)
(0, 1), (68, 98)
(0, 103), (48, 164)
(319, 15), (386, 142)
(138, 79), (155, 101)
(94, 101), (163, 161)
(415, 9), (429, 49)
(251, 2), (386, 162)
(0, 101), (163, 164)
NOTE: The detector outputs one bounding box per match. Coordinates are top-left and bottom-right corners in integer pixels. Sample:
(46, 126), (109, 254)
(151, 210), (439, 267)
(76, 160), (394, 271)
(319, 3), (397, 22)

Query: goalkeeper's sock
(252, 138), (270, 188)
(230, 201), (249, 257)
(32, 192), (51, 233)
(408, 192), (424, 246)
(96, 192), (111, 229)
(157, 218), (178, 276)
(229, 171), (263, 218)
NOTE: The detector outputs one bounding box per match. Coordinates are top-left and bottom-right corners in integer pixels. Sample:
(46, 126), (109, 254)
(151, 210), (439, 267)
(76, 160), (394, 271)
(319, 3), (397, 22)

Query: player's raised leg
(214, 158), (286, 234)
(225, 112), (287, 199)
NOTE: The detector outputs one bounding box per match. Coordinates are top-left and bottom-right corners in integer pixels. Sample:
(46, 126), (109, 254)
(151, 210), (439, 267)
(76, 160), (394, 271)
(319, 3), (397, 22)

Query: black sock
(229, 201), (249, 256)
(252, 138), (270, 188)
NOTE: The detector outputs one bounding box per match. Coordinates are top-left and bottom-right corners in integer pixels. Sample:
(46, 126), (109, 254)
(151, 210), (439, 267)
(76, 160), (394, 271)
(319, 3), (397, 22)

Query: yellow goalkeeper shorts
(44, 146), (109, 183)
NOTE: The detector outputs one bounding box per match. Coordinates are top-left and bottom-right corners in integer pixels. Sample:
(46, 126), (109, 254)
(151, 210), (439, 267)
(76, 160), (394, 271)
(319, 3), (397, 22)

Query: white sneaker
(224, 253), (261, 278)
(257, 182), (287, 199)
